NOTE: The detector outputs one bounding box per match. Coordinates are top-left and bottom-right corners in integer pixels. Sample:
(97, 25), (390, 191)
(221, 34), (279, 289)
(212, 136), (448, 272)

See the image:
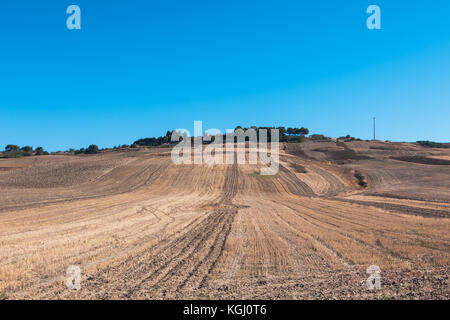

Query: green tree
(19, 146), (33, 156)
(21, 146), (33, 153)
(84, 145), (99, 154)
(299, 127), (309, 135)
(5, 145), (19, 152)
(35, 147), (45, 155)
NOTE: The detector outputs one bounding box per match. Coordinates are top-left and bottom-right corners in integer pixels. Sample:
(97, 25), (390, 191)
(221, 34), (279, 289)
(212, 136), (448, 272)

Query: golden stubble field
(0, 141), (449, 299)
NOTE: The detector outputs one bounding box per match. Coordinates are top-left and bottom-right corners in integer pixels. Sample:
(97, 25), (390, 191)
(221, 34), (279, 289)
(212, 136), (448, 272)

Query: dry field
(0, 141), (449, 300)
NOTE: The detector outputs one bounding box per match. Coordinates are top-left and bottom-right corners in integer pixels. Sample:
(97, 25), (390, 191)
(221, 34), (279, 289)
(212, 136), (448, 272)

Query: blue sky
(0, 0), (449, 151)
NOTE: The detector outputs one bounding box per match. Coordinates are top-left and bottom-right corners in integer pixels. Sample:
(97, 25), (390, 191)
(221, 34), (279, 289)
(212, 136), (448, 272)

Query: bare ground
(0, 141), (449, 300)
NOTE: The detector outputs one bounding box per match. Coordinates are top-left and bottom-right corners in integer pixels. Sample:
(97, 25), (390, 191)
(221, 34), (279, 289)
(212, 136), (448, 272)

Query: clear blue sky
(1, 0), (449, 151)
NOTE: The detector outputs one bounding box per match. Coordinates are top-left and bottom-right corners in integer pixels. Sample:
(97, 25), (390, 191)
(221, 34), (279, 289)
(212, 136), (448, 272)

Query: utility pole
(373, 117), (376, 141)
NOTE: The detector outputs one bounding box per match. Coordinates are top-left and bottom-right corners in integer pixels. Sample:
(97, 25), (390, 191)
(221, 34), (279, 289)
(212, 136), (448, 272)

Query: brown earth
(0, 141), (449, 300)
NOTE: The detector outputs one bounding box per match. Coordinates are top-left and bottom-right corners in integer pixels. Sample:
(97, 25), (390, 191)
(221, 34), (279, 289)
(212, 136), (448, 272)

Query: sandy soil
(0, 141), (449, 300)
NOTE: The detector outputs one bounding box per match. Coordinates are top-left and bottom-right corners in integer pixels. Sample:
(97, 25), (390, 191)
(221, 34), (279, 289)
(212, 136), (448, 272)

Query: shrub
(417, 141), (448, 148)
(84, 145), (99, 154)
(35, 147), (45, 155)
(354, 171), (368, 187)
(1, 150), (24, 158)
(299, 127), (309, 135)
(286, 135), (305, 143)
(310, 134), (331, 142)
(338, 135), (360, 142)
(21, 146), (33, 153)
(5, 145), (19, 152)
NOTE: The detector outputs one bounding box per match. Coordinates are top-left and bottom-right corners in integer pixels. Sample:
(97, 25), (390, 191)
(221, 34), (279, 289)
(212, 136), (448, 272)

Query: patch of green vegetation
(309, 134), (332, 142)
(134, 131), (172, 147)
(250, 171), (277, 178)
(84, 144), (99, 154)
(234, 126), (309, 143)
(285, 135), (305, 143)
(338, 134), (361, 142)
(1, 145), (48, 158)
(74, 144), (99, 155)
(417, 141), (449, 148)
(354, 171), (368, 188)
(34, 147), (49, 155)
(1, 150), (26, 158)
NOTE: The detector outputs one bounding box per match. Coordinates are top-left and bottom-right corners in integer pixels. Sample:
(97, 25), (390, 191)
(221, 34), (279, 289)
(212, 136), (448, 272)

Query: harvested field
(0, 141), (449, 300)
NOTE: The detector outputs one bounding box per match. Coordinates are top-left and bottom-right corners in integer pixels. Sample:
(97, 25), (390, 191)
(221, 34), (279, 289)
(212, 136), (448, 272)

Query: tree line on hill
(133, 131), (173, 147)
(416, 141), (449, 149)
(3, 127), (447, 158)
(130, 126), (313, 146)
(1, 145), (49, 158)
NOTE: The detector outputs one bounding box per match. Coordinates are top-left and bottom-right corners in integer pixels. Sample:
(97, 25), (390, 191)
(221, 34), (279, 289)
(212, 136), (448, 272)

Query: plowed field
(0, 141), (448, 299)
